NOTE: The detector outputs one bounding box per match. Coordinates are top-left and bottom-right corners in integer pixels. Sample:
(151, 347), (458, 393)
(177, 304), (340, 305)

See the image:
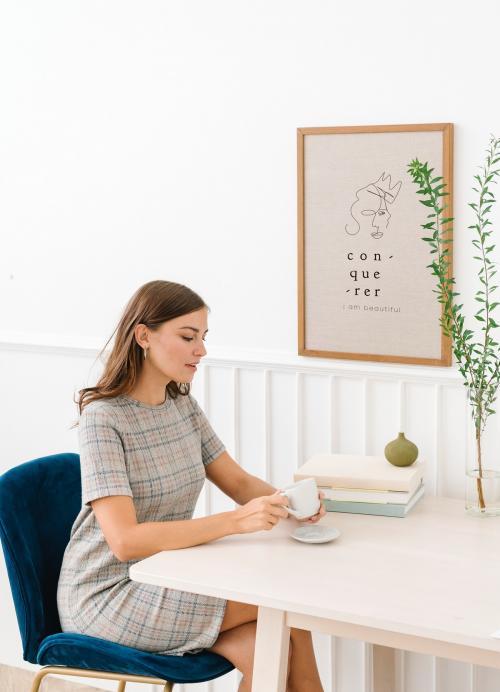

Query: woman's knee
(211, 620), (294, 686)
(210, 620), (257, 675)
(218, 599), (258, 632)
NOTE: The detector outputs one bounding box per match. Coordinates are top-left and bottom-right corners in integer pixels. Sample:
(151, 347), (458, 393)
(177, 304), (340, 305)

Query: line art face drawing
(345, 172), (402, 239)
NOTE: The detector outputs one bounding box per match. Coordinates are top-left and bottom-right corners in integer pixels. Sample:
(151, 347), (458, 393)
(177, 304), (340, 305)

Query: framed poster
(297, 123), (453, 366)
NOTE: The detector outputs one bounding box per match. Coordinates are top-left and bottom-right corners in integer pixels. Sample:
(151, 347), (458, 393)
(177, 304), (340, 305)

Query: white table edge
(129, 562), (500, 664)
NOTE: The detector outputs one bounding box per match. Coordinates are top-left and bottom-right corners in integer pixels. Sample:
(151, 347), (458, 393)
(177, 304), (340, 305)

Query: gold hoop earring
(143, 347), (148, 360)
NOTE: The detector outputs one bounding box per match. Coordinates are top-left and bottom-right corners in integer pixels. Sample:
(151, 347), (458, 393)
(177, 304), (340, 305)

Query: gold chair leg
(31, 668), (50, 692)
(30, 666), (170, 691)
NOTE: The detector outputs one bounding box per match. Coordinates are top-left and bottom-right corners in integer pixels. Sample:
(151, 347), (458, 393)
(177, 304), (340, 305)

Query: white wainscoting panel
(1, 336), (499, 692)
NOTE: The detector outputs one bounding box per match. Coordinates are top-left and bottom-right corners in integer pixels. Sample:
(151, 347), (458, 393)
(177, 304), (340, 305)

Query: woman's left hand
(300, 491), (326, 524)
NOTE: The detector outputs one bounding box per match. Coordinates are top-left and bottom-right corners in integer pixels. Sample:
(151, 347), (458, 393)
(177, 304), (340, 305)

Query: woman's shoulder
(169, 391), (204, 421)
(178, 391), (201, 413)
(80, 397), (126, 426)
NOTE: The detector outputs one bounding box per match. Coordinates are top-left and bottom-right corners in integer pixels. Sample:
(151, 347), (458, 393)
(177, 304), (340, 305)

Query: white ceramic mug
(279, 478), (320, 519)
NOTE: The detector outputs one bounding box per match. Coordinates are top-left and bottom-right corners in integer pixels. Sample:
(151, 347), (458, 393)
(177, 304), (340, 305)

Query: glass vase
(465, 386), (500, 517)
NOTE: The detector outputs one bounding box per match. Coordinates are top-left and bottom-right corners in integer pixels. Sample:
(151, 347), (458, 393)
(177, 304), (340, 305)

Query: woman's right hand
(232, 491), (290, 534)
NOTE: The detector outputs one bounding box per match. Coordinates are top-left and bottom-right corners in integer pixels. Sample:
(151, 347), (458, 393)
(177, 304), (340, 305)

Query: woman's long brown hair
(77, 280), (207, 416)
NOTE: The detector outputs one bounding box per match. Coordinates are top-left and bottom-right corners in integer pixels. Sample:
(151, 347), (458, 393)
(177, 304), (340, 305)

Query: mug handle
(279, 491), (302, 518)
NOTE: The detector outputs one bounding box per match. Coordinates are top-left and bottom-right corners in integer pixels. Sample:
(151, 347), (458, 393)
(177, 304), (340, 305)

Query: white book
(294, 453), (424, 494)
(318, 480), (424, 504)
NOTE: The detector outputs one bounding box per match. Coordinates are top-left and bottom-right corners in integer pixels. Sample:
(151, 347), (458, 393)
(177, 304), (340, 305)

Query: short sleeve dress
(57, 392), (227, 655)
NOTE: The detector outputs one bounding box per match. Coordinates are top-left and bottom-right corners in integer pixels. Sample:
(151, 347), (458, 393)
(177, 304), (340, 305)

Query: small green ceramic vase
(384, 432), (418, 467)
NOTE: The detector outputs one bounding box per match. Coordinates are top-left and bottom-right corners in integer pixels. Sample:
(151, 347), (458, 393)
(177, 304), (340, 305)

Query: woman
(57, 280), (325, 692)
(345, 171), (402, 239)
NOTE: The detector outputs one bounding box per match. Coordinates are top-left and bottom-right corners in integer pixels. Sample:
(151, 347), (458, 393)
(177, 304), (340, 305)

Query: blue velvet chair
(0, 453), (234, 691)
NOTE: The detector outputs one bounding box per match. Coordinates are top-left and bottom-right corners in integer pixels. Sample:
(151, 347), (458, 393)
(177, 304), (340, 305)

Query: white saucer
(291, 525), (341, 544)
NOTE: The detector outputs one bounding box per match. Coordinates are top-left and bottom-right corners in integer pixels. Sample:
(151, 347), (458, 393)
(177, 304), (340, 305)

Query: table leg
(373, 645), (396, 692)
(251, 606), (290, 692)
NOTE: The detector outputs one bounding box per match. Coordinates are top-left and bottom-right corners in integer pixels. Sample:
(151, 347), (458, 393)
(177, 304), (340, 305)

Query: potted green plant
(408, 136), (500, 515)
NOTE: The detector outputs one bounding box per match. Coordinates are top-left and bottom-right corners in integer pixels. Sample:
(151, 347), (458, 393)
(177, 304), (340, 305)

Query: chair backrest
(0, 453), (81, 663)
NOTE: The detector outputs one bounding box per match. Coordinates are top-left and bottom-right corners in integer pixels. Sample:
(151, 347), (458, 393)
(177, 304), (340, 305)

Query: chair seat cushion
(37, 632), (234, 684)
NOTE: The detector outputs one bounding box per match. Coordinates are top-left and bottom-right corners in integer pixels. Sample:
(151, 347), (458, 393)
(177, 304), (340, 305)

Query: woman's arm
(206, 451), (326, 524)
(91, 492), (289, 562)
(206, 451), (276, 504)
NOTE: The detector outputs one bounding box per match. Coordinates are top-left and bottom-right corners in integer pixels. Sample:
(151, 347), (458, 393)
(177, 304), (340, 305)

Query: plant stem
(408, 137), (500, 512)
(475, 425), (486, 509)
(475, 139), (497, 394)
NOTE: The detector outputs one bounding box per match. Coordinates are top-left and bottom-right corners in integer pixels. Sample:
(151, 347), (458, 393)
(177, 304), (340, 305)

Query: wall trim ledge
(0, 331), (462, 385)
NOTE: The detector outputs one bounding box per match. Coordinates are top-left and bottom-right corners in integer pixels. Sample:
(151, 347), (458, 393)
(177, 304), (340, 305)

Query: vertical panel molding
(296, 372), (304, 469)
(398, 380), (406, 433)
(202, 365), (212, 517)
(233, 367), (240, 461)
(329, 376), (337, 454)
(264, 369), (271, 484)
(362, 378), (368, 455)
(433, 384), (442, 496)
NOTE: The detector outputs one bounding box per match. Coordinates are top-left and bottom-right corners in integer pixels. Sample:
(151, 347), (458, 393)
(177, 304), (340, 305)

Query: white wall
(1, 1), (500, 691)
(1, 0), (499, 348)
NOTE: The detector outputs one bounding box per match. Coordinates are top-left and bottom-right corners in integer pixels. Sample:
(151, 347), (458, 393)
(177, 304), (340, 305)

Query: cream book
(294, 454), (424, 494)
(318, 480), (424, 504)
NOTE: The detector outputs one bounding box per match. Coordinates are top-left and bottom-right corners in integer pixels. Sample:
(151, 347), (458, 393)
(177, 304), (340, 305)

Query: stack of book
(294, 454), (424, 517)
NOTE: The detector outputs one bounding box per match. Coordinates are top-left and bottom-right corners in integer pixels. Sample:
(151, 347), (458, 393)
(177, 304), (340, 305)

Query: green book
(323, 484), (424, 517)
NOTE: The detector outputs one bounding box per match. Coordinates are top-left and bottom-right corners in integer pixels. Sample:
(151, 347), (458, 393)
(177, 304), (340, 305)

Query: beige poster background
(304, 130), (444, 359)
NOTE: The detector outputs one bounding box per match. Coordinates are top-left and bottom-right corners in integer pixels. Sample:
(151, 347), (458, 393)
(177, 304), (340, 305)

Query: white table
(130, 497), (500, 691)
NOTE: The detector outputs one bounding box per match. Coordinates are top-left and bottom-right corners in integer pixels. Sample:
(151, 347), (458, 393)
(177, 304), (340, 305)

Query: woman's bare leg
(210, 620), (257, 691)
(211, 601), (286, 690)
(218, 599), (258, 632)
(210, 619), (294, 692)
(209, 601), (256, 690)
(211, 601), (322, 691)
(288, 628), (323, 692)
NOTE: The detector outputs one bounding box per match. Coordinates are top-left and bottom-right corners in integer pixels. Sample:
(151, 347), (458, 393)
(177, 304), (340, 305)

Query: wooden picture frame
(297, 123), (453, 366)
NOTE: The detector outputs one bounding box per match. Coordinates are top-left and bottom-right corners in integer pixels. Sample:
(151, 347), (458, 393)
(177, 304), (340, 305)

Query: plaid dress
(57, 393), (227, 655)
